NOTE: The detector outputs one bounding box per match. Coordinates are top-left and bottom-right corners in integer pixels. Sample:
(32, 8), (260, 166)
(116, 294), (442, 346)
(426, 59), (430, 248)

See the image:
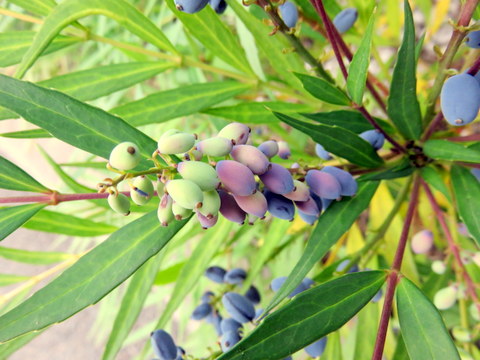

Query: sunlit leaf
(0, 155), (49, 193)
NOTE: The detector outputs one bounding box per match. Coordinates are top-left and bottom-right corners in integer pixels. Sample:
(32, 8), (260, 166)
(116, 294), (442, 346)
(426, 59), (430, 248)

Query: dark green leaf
(274, 112), (383, 168)
(295, 73), (350, 106)
(451, 165), (480, 245)
(353, 302), (380, 359)
(23, 210), (118, 236)
(261, 181), (379, 316)
(301, 110), (395, 134)
(102, 251), (165, 360)
(0, 212), (187, 342)
(203, 102), (313, 124)
(397, 277), (460, 360)
(358, 158), (415, 181)
(15, 0), (177, 78)
(424, 140), (480, 163)
(420, 166), (451, 201)
(166, 0), (253, 76)
(0, 129), (52, 139)
(415, 33), (425, 64)
(0, 204), (46, 242)
(0, 155), (49, 193)
(347, 13), (375, 104)
(0, 74), (157, 165)
(218, 271), (386, 360)
(386, 0), (422, 140)
(112, 81), (252, 126)
(0, 246), (73, 265)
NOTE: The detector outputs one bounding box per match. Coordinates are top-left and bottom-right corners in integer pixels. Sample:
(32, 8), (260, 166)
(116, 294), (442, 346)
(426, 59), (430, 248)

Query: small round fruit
(218, 122), (251, 145)
(209, 0), (227, 13)
(216, 160), (256, 196)
(306, 170), (342, 200)
(411, 230), (434, 254)
(258, 140), (279, 158)
(177, 161), (220, 191)
(222, 292), (255, 323)
(465, 30), (480, 49)
(158, 131), (196, 154)
(230, 145), (270, 175)
(440, 73), (480, 126)
(130, 175), (154, 205)
(108, 193), (131, 215)
(315, 143), (332, 160)
(434, 286), (458, 310)
(109, 142), (141, 170)
(166, 179), (203, 210)
(333, 8), (358, 33)
(196, 137), (233, 157)
(279, 1), (298, 28)
(150, 330), (177, 360)
(259, 163), (295, 195)
(174, 0), (209, 13)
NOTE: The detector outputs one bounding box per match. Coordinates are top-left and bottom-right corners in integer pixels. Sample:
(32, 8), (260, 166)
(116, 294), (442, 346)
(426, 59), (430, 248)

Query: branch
(0, 191), (135, 205)
(372, 175), (421, 360)
(421, 112), (444, 141)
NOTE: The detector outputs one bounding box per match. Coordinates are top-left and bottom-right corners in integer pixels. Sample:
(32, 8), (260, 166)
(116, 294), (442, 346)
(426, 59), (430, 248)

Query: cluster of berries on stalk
(103, 122), (359, 229)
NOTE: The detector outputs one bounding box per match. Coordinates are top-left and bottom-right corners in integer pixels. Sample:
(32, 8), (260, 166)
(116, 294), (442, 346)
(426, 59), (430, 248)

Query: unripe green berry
(166, 179), (203, 210)
(469, 303), (480, 321)
(199, 190), (221, 218)
(130, 175), (154, 205)
(108, 193), (131, 216)
(158, 131), (195, 154)
(158, 194), (174, 227)
(177, 161), (219, 191)
(196, 137), (233, 157)
(434, 286), (457, 310)
(156, 180), (165, 197)
(109, 142), (141, 170)
(172, 202), (192, 220)
(452, 326), (472, 343)
(218, 122), (250, 145)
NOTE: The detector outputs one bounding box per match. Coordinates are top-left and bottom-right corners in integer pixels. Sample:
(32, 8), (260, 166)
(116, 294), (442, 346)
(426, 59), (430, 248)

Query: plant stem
(371, 175), (420, 360)
(421, 112), (444, 141)
(0, 7), (43, 24)
(466, 54), (480, 75)
(0, 192), (130, 205)
(445, 134), (480, 142)
(423, 0), (479, 126)
(421, 180), (480, 313)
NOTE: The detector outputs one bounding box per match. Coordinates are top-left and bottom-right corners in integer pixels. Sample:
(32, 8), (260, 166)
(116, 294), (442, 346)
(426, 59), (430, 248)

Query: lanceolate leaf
(15, 0), (177, 78)
(0, 212), (187, 342)
(0, 155), (49, 193)
(102, 251), (165, 360)
(423, 140), (480, 163)
(347, 12), (375, 104)
(451, 165), (480, 245)
(358, 158), (414, 181)
(203, 102), (313, 124)
(301, 110), (395, 134)
(420, 166), (451, 201)
(23, 210), (118, 236)
(0, 129), (52, 139)
(218, 271), (386, 360)
(0, 74), (157, 164)
(295, 73), (350, 106)
(261, 181), (379, 316)
(386, 0), (422, 140)
(274, 112), (383, 168)
(6, 0), (56, 16)
(0, 247), (72, 265)
(112, 82), (251, 126)
(0, 274), (30, 287)
(166, 0), (254, 76)
(0, 204), (46, 242)
(0, 332), (41, 360)
(396, 277), (460, 360)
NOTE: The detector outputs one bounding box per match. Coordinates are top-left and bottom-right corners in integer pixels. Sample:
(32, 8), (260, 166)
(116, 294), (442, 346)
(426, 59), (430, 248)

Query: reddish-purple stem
(422, 112), (444, 141)
(467, 55), (480, 76)
(0, 191), (134, 205)
(444, 134), (480, 142)
(421, 180), (480, 313)
(372, 176), (420, 360)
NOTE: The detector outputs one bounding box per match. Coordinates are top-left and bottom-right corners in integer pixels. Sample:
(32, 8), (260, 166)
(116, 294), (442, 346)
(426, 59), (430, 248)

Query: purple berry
(233, 191), (268, 218)
(150, 330), (177, 360)
(201, 291), (215, 303)
(321, 166), (358, 197)
(277, 141), (291, 159)
(191, 302), (213, 320)
(333, 8), (358, 33)
(298, 210), (318, 225)
(196, 212), (218, 229)
(264, 190), (295, 221)
(216, 160), (256, 196)
(222, 292), (256, 323)
(218, 190), (247, 224)
(315, 143), (332, 160)
(205, 266), (227, 283)
(295, 196), (320, 216)
(359, 130), (385, 150)
(441, 73), (480, 126)
(220, 318), (243, 333)
(305, 337), (327, 358)
(306, 169), (342, 200)
(259, 163), (295, 195)
(224, 268), (247, 284)
(270, 276), (308, 298)
(258, 140), (279, 158)
(174, 0), (209, 13)
(221, 330), (242, 352)
(284, 180), (310, 202)
(466, 30), (480, 49)
(209, 0), (227, 13)
(245, 285), (261, 304)
(230, 145), (271, 175)
(471, 168), (480, 182)
(279, 1), (298, 28)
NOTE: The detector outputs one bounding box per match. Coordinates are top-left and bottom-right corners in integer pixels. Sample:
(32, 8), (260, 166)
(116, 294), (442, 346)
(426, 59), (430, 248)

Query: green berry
(199, 190), (221, 218)
(156, 180), (165, 197)
(218, 122), (250, 145)
(109, 142), (142, 170)
(177, 161), (219, 191)
(172, 202), (192, 220)
(158, 194), (174, 227)
(195, 137), (233, 157)
(158, 131), (195, 154)
(108, 193), (131, 215)
(433, 286), (457, 310)
(166, 179), (203, 210)
(130, 175), (154, 205)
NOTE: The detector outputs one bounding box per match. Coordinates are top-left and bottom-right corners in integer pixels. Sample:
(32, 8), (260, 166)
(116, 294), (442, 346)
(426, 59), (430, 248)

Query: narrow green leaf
(451, 165), (480, 245)
(102, 251), (165, 360)
(261, 181), (379, 316)
(353, 302), (380, 359)
(347, 12), (375, 104)
(301, 110), (395, 134)
(323, 332), (343, 360)
(0, 74), (157, 164)
(6, 0), (56, 16)
(358, 158), (415, 181)
(0, 246), (73, 265)
(0, 274), (30, 287)
(424, 140), (480, 163)
(0, 155), (49, 193)
(274, 112), (383, 168)
(23, 210), (118, 236)
(0, 212), (187, 342)
(218, 271), (386, 360)
(0, 204), (46, 242)
(15, 0), (177, 78)
(420, 166), (451, 201)
(0, 332), (41, 360)
(295, 73), (351, 106)
(166, 0), (253, 76)
(227, 0), (306, 92)
(59, 161), (107, 169)
(203, 102), (313, 124)
(386, 0), (422, 140)
(397, 277), (460, 360)
(415, 33), (426, 64)
(112, 81), (251, 126)
(154, 261), (185, 285)
(0, 129), (52, 139)
(0, 31), (81, 68)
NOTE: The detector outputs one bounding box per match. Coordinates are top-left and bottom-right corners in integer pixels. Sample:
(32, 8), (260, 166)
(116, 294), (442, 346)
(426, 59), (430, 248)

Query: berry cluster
(103, 122), (359, 229)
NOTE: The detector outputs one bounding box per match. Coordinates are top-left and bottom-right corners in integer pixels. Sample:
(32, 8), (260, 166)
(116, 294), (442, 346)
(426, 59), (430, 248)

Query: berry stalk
(372, 175), (420, 360)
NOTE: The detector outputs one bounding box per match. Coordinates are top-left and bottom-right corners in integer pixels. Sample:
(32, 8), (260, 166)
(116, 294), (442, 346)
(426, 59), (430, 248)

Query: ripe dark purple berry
(245, 285), (261, 305)
(174, 0), (209, 13)
(233, 191), (268, 218)
(279, 1), (298, 28)
(191, 302), (213, 320)
(218, 190), (247, 224)
(321, 166), (358, 197)
(264, 190), (295, 221)
(466, 30), (480, 48)
(259, 163), (295, 195)
(209, 0), (227, 14)
(295, 196), (320, 216)
(359, 130), (385, 151)
(333, 8), (358, 33)
(216, 160), (256, 196)
(150, 330), (178, 360)
(205, 266), (227, 283)
(440, 73), (480, 126)
(224, 268), (247, 284)
(222, 292), (256, 323)
(306, 170), (342, 200)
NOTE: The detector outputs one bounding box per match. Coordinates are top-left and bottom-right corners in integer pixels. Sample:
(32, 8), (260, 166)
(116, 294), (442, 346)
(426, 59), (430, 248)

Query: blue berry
(258, 140), (279, 158)
(206, 310), (223, 335)
(336, 259), (359, 273)
(191, 302), (213, 320)
(466, 30), (480, 48)
(440, 73), (480, 126)
(321, 166), (358, 197)
(304, 337), (327, 358)
(224, 268), (247, 284)
(471, 168), (480, 182)
(270, 277), (308, 298)
(150, 330), (178, 360)
(259, 163), (295, 195)
(205, 266), (227, 283)
(298, 209), (318, 225)
(245, 285), (261, 304)
(221, 330), (242, 352)
(174, 0), (209, 13)
(209, 0), (227, 13)
(218, 190), (247, 224)
(277, 141), (291, 160)
(264, 190), (295, 221)
(306, 170), (342, 200)
(233, 191), (268, 218)
(279, 1), (298, 28)
(295, 196), (320, 216)
(333, 8), (358, 33)
(222, 292), (256, 323)
(359, 129), (385, 150)
(372, 289), (383, 303)
(220, 318), (243, 333)
(315, 143), (332, 160)
(201, 291), (215, 303)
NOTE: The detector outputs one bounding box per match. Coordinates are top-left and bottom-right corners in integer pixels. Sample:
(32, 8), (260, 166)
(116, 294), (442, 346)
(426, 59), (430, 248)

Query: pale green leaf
(0, 155), (49, 193)
(0, 204), (46, 242)
(0, 246), (73, 265)
(424, 140), (480, 163)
